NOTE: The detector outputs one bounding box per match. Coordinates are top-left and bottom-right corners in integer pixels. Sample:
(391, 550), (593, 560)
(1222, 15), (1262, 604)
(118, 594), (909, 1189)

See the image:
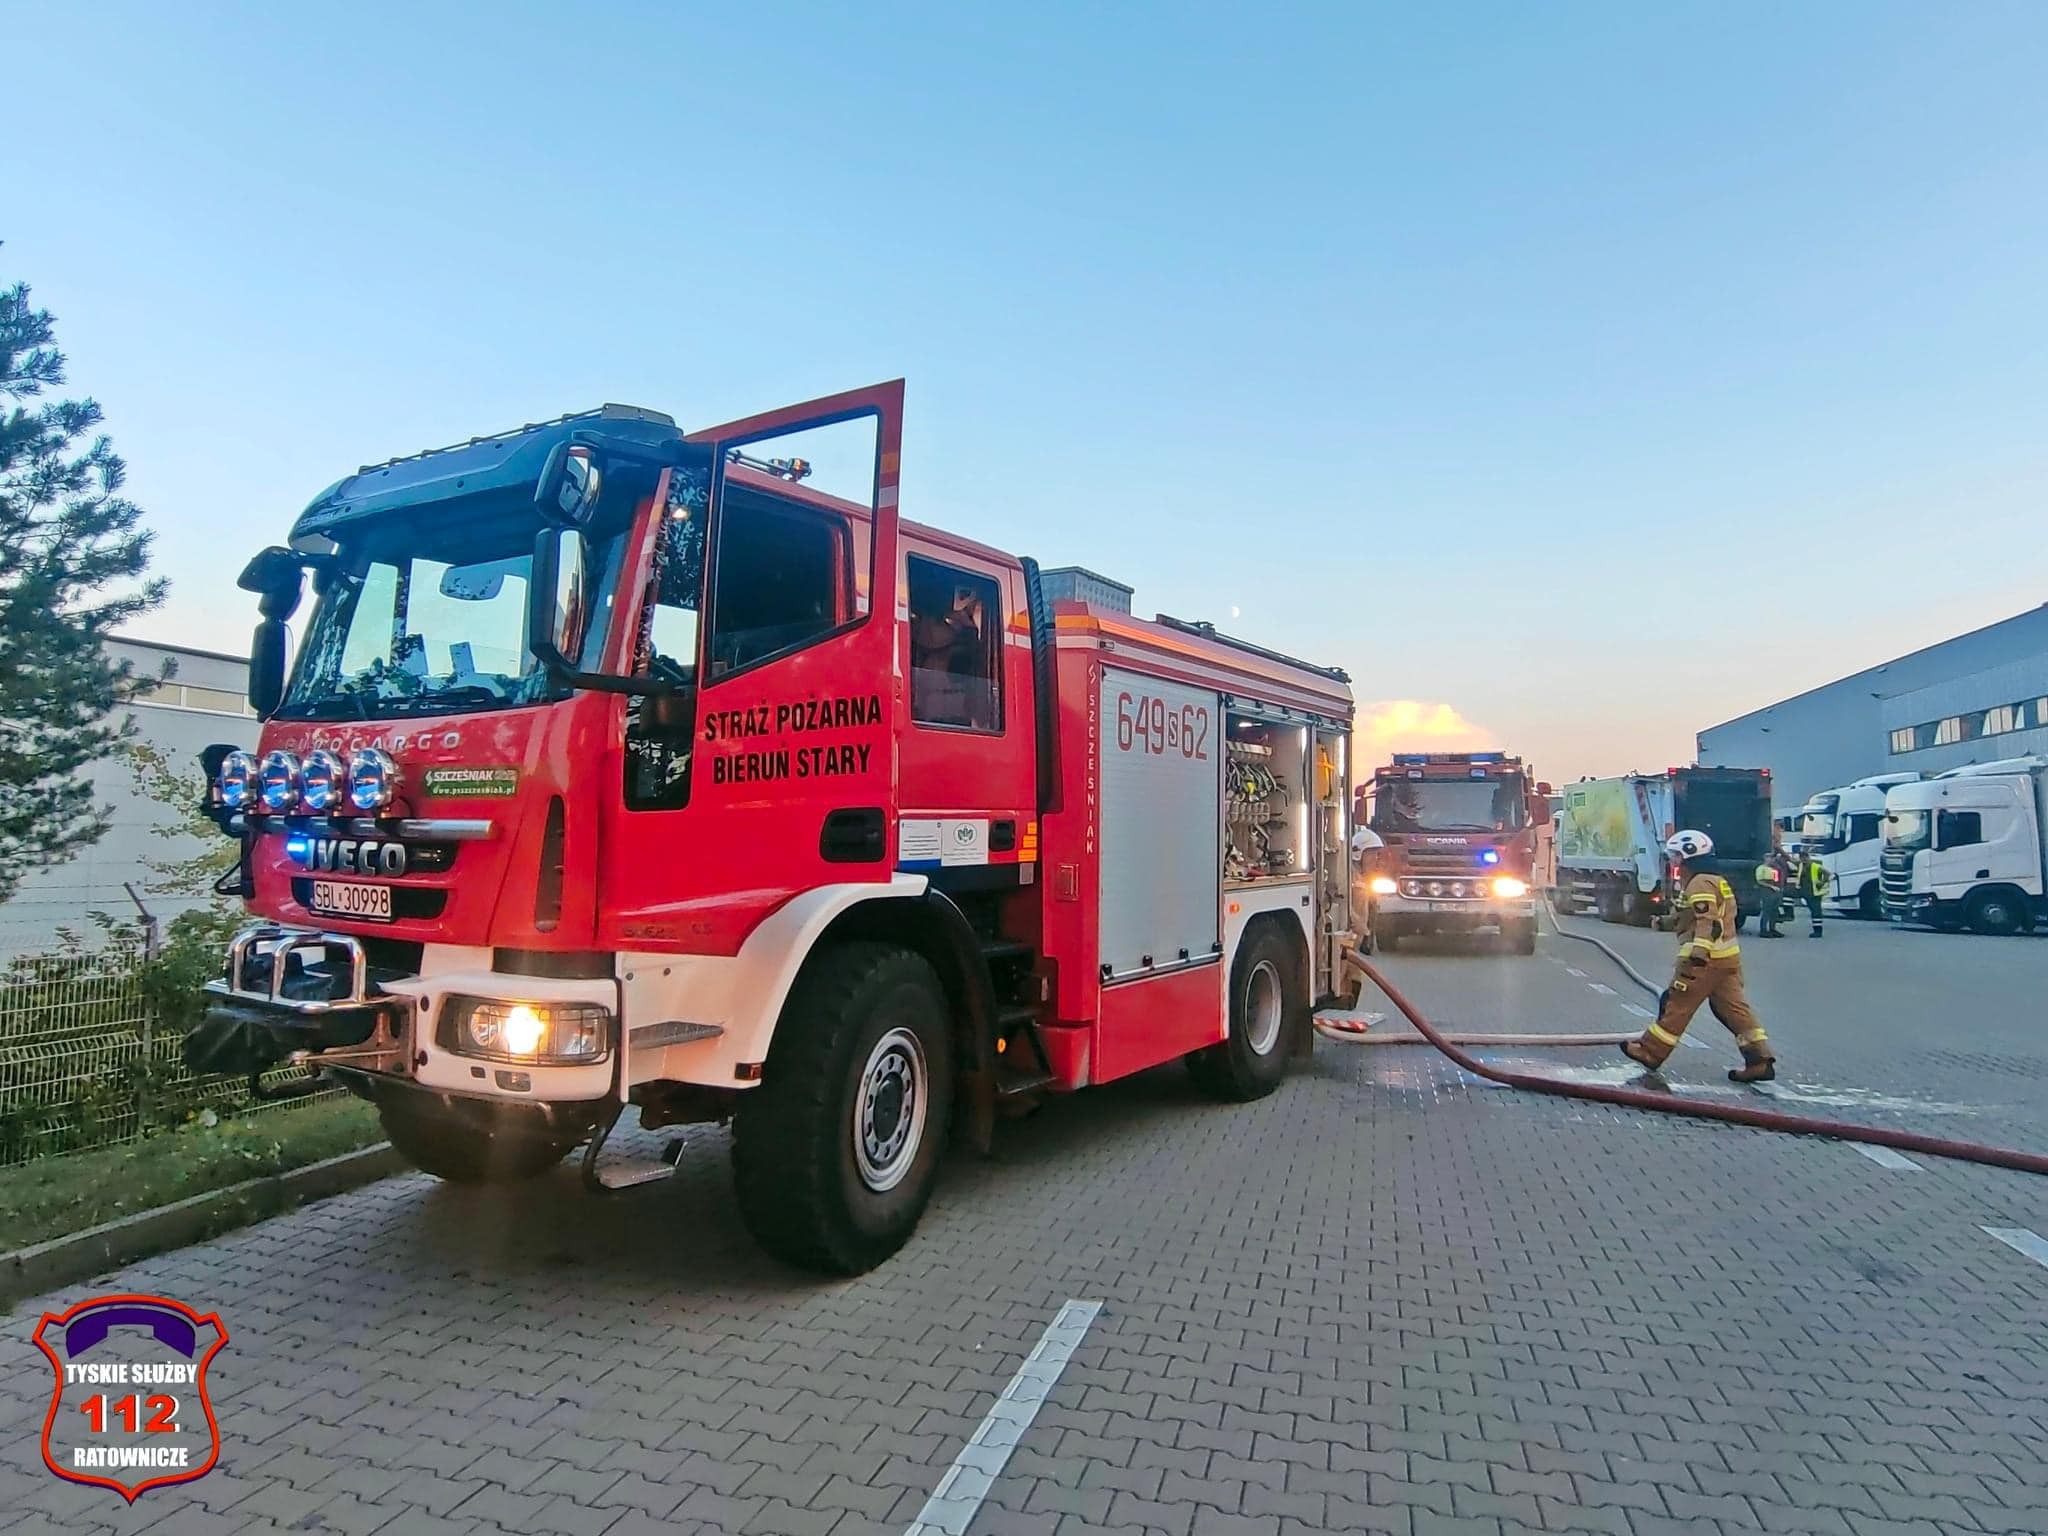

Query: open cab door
(597, 382), (908, 954)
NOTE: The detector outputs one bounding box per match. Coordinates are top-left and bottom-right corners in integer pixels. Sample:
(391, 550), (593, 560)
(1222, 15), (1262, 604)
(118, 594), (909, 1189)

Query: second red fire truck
(194, 382), (1356, 1273)
(1356, 751), (1550, 954)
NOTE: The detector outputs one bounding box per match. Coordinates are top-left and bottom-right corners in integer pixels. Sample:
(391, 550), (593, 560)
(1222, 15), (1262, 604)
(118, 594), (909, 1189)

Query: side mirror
(527, 526), (586, 674)
(250, 619), (287, 718)
(1532, 797), (1554, 826)
(238, 546), (304, 621)
(535, 444), (603, 526)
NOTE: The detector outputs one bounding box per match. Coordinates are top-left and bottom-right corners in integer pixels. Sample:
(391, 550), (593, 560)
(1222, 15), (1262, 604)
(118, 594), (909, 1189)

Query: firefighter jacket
(1673, 872), (1740, 963)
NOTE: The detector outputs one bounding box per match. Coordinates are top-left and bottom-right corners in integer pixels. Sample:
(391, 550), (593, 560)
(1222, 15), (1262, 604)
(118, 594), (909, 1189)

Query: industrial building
(0, 638), (255, 952)
(1697, 604), (2048, 812)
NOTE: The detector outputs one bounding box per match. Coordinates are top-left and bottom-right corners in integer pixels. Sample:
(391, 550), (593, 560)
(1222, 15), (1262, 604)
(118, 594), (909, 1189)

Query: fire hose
(1322, 908), (2048, 1179)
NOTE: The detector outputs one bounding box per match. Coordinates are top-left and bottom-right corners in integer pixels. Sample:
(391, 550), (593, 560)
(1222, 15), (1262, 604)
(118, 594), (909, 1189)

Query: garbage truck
(189, 383), (1358, 1273)
(1554, 766), (1774, 926)
(1881, 756), (2048, 935)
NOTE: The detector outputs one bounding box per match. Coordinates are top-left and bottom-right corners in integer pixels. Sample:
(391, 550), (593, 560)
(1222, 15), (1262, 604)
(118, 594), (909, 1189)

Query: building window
(132, 679), (254, 717)
(1932, 715), (1978, 746)
(1888, 726), (1914, 754)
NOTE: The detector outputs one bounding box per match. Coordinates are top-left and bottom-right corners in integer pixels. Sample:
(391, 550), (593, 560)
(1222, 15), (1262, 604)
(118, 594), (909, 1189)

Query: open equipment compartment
(1224, 710), (1310, 884)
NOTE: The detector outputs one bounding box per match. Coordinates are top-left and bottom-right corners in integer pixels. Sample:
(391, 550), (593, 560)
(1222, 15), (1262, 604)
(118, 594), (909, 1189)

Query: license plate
(310, 880), (393, 922)
(1426, 901), (1473, 912)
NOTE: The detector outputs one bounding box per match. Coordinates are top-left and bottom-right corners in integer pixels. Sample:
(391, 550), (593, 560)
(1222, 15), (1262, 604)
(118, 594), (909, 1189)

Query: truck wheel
(1858, 883), (1881, 920)
(1966, 891), (2023, 937)
(1505, 918), (1537, 955)
(1187, 926), (1298, 1102)
(1551, 887), (1577, 917)
(732, 942), (953, 1275)
(378, 1099), (575, 1185)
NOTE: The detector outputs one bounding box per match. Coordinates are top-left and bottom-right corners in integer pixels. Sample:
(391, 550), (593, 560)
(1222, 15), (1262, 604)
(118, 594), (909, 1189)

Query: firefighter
(1622, 830), (1777, 1084)
(1798, 846), (1826, 937)
(1754, 853), (1784, 937)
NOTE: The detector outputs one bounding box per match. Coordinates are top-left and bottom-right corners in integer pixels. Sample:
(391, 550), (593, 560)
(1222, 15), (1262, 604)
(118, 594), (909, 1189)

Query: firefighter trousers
(1637, 955), (1772, 1068)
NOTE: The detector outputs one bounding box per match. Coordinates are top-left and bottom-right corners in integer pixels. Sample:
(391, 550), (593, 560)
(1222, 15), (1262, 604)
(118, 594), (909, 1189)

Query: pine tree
(0, 260), (166, 907)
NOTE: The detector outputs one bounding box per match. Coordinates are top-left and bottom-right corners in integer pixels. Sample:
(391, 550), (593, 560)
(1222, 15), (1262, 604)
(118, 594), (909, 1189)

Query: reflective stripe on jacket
(1675, 873), (1740, 961)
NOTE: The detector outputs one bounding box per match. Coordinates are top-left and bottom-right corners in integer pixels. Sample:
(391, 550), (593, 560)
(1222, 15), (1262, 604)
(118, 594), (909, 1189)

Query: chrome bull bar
(206, 921), (376, 1015)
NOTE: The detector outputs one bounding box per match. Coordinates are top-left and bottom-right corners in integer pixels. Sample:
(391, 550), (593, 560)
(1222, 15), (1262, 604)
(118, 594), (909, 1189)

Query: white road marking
(1620, 1002), (1654, 1018)
(902, 1299), (1102, 1535)
(1587, 982), (1616, 996)
(1982, 1228), (2048, 1269)
(1563, 966), (1588, 978)
(1851, 1144), (1923, 1172)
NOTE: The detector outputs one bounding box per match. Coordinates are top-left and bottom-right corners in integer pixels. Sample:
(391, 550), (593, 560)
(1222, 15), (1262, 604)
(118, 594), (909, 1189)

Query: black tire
(1966, 890), (2024, 938)
(732, 942), (953, 1275)
(1551, 887), (1577, 917)
(1506, 918), (1537, 955)
(1187, 925), (1299, 1102)
(1597, 887), (1624, 924)
(378, 1098), (575, 1185)
(1858, 883), (1882, 921)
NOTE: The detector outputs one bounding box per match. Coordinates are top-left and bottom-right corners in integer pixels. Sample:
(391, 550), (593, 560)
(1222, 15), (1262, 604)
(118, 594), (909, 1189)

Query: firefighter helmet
(1664, 829), (1713, 861)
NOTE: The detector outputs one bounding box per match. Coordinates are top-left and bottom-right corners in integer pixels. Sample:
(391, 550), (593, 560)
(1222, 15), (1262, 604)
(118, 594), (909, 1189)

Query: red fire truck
(1357, 752), (1550, 954)
(194, 383), (1356, 1273)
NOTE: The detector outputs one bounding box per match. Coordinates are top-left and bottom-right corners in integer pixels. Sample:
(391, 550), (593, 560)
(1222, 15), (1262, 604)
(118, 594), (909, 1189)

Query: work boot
(1621, 1040), (1664, 1072)
(1728, 1051), (1776, 1084)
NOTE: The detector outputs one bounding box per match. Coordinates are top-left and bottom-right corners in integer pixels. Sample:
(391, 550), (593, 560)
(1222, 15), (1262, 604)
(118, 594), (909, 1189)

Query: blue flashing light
(1478, 848), (1501, 866)
(286, 835), (311, 862)
(1391, 753), (1426, 765)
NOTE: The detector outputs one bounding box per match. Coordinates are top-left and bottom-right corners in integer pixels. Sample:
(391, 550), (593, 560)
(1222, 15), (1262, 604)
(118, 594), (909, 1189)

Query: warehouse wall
(1697, 604), (2048, 812)
(0, 639), (255, 954)
(1881, 653), (2048, 776)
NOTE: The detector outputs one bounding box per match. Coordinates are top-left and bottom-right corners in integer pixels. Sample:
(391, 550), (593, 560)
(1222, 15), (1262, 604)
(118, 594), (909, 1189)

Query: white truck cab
(1805, 772), (1921, 919)
(1881, 757), (2047, 936)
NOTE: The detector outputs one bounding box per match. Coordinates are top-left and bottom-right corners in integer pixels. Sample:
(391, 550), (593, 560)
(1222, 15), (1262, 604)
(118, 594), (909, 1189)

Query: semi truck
(190, 383), (1358, 1273)
(1359, 752), (1548, 954)
(1554, 766), (1773, 925)
(1798, 772), (1921, 919)
(1881, 757), (2048, 935)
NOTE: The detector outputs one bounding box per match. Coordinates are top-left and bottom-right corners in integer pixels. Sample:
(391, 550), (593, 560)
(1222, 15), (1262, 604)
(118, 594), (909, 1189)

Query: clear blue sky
(9, 2), (2046, 782)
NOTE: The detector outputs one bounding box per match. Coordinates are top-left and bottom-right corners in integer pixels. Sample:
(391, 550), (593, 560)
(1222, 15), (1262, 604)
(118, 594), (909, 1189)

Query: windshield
(1373, 776), (1527, 833)
(1884, 810), (1931, 851)
(280, 493), (624, 721)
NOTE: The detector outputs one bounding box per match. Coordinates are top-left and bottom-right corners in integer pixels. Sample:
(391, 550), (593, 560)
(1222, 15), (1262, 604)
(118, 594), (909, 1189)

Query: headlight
(1369, 875), (1398, 895)
(442, 996), (612, 1064)
(1492, 876), (1529, 899)
(1427, 881), (1444, 897)
(301, 749), (347, 812)
(217, 749), (257, 810)
(257, 750), (302, 813)
(348, 747), (399, 811)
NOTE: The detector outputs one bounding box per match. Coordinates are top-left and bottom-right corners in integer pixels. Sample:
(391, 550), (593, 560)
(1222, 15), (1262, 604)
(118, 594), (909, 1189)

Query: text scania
(702, 693), (883, 742)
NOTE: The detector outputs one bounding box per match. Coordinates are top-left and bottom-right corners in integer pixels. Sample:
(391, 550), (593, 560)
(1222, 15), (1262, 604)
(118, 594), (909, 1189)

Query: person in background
(1797, 846), (1827, 938)
(1350, 791), (1384, 950)
(1623, 830), (1777, 1083)
(1754, 852), (1785, 938)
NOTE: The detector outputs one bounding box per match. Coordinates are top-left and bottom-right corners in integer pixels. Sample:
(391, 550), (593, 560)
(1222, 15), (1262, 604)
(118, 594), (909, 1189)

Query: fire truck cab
(1359, 752), (1547, 954)
(196, 383), (1356, 1273)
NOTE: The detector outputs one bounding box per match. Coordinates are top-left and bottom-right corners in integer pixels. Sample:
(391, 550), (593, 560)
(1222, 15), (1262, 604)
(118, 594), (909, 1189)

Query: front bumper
(205, 922), (620, 1102)
(1374, 892), (1535, 929)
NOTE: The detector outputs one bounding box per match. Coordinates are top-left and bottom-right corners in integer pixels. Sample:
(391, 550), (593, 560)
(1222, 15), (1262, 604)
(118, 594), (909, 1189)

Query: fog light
(301, 749), (347, 812)
(1493, 876), (1529, 899)
(349, 747), (399, 811)
(1369, 875), (1398, 896)
(1450, 881), (1468, 898)
(217, 749), (257, 810)
(257, 750), (302, 813)
(1427, 881), (1444, 897)
(443, 996), (611, 1065)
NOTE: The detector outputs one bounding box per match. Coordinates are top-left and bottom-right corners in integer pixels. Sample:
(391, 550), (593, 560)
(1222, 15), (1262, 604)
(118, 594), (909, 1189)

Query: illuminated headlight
(217, 749), (257, 810)
(1369, 875), (1398, 896)
(1492, 876), (1529, 899)
(257, 750), (302, 813)
(443, 996), (612, 1064)
(348, 747), (399, 811)
(301, 749), (347, 812)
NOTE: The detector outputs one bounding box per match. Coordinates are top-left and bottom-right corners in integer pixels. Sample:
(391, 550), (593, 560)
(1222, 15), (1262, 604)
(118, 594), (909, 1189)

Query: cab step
(579, 1108), (686, 1194)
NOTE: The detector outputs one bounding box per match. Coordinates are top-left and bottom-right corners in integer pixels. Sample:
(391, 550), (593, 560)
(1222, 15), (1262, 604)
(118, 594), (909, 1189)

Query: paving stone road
(4, 916), (2044, 1535)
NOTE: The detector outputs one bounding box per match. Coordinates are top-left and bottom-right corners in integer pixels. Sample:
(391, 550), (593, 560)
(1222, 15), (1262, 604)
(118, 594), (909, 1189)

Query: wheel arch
(812, 891), (998, 1088)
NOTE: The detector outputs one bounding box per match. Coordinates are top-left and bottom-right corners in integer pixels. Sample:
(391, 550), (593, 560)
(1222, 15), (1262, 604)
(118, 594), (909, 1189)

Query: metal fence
(0, 930), (330, 1168)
